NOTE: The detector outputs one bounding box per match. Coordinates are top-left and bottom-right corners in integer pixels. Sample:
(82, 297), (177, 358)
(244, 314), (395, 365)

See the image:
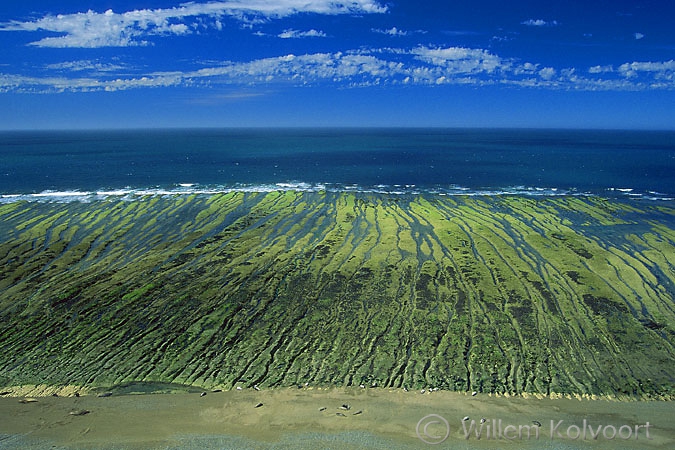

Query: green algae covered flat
(0, 192), (673, 399)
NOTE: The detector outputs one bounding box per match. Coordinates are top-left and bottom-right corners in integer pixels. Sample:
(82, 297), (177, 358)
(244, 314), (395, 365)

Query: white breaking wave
(0, 183), (672, 204)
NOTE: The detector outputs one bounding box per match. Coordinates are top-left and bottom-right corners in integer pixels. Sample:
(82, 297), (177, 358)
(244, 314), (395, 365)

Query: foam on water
(1, 182), (673, 204)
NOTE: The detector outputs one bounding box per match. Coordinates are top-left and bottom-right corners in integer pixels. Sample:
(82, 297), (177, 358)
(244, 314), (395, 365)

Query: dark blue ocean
(1, 128), (674, 201)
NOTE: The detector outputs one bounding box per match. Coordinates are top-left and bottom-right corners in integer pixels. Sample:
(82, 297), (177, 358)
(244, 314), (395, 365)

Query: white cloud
(372, 27), (427, 37)
(620, 61), (675, 72)
(278, 29), (327, 39)
(589, 65), (613, 74)
(539, 67), (556, 80)
(186, 52), (403, 85)
(634, 32), (644, 40)
(0, 73), (107, 93)
(168, 23), (190, 35)
(521, 19), (558, 27)
(0, 1), (387, 48)
(618, 60), (675, 80)
(410, 47), (503, 74)
(3, 47), (675, 93)
(45, 60), (126, 72)
(512, 62), (538, 75)
(374, 27), (406, 36)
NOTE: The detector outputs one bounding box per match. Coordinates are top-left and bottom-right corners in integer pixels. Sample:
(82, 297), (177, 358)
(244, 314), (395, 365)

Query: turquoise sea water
(1, 128), (674, 202)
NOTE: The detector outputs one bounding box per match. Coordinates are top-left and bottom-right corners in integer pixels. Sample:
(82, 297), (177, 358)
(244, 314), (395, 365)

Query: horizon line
(2, 125), (675, 133)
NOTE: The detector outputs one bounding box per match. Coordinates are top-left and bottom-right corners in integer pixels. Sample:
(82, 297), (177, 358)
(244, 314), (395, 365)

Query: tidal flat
(1, 387), (674, 449)
(0, 192), (674, 402)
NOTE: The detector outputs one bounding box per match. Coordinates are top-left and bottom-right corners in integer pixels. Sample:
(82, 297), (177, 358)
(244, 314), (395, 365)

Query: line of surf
(1, 183), (673, 204)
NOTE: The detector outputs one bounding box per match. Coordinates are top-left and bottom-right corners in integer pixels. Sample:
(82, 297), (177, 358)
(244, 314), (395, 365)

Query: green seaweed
(0, 193), (673, 399)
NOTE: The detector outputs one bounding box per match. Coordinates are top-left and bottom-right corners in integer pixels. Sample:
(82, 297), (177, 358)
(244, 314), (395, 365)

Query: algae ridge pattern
(0, 192), (673, 399)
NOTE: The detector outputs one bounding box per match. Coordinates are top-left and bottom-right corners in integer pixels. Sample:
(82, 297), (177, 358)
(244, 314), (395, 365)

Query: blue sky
(1, 0), (674, 129)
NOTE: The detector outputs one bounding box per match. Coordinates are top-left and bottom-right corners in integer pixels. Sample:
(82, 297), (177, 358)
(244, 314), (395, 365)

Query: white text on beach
(461, 418), (653, 441)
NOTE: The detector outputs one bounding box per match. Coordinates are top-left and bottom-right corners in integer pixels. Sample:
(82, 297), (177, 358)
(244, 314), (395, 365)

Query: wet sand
(1, 388), (673, 449)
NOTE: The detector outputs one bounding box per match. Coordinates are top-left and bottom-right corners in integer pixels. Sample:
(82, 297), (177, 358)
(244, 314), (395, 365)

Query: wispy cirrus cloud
(372, 27), (426, 37)
(2, 46), (675, 94)
(278, 29), (327, 39)
(45, 60), (127, 73)
(0, 0), (387, 48)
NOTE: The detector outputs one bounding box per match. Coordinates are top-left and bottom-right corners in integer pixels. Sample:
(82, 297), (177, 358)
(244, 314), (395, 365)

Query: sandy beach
(1, 387), (673, 449)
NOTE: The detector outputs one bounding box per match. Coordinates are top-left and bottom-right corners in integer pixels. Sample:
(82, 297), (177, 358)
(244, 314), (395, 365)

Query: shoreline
(2, 187), (675, 204)
(1, 383), (673, 402)
(1, 387), (673, 449)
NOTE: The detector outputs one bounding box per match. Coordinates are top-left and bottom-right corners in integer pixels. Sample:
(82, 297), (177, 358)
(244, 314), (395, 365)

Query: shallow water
(1, 388), (674, 449)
